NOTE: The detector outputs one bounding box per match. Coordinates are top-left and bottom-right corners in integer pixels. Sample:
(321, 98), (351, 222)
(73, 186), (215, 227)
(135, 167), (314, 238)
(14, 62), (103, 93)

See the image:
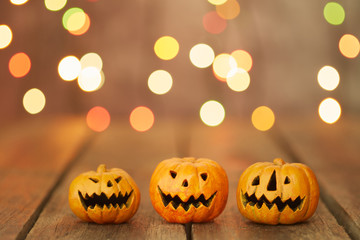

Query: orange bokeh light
(231, 49), (253, 72)
(216, 0), (240, 20)
(203, 11), (227, 34)
(9, 52), (31, 78)
(338, 34), (360, 58)
(86, 106), (111, 132)
(69, 13), (90, 36)
(129, 106), (155, 132)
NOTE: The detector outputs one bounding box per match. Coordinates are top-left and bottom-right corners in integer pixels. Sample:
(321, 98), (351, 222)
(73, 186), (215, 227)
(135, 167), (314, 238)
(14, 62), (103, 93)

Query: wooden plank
(189, 119), (350, 239)
(26, 120), (186, 240)
(277, 115), (360, 238)
(0, 116), (92, 240)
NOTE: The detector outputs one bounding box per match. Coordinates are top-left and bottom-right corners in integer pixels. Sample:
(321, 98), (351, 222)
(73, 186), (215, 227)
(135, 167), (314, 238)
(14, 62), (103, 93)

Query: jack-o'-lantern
(149, 157), (229, 223)
(69, 164), (140, 224)
(236, 158), (319, 225)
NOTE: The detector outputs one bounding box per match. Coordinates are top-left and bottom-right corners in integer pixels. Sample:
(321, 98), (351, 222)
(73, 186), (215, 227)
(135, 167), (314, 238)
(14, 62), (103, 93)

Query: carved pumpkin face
(236, 158), (319, 225)
(69, 164), (140, 224)
(149, 157), (229, 223)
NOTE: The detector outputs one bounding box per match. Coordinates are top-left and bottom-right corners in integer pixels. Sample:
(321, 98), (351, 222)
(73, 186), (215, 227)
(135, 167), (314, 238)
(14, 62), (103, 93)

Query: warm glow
(200, 100), (225, 127)
(208, 0), (227, 5)
(231, 50), (253, 72)
(317, 66), (340, 91)
(212, 53), (237, 81)
(189, 43), (215, 68)
(203, 11), (227, 34)
(154, 36), (179, 60)
(319, 98), (341, 124)
(68, 13), (90, 36)
(58, 56), (81, 81)
(339, 34), (360, 58)
(323, 2), (345, 25)
(216, 0), (240, 20)
(45, 0), (67, 11)
(62, 8), (84, 30)
(10, 0), (28, 5)
(252, 106), (275, 131)
(9, 52), (31, 78)
(226, 68), (250, 92)
(130, 106), (155, 132)
(0, 25), (12, 49)
(78, 67), (102, 92)
(80, 52), (103, 71)
(148, 70), (173, 95)
(86, 106), (111, 132)
(23, 88), (46, 114)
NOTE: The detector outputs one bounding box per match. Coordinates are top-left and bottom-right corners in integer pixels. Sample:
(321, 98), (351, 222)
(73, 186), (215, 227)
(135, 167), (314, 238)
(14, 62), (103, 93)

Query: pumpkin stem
(273, 158), (286, 165)
(97, 164), (107, 173)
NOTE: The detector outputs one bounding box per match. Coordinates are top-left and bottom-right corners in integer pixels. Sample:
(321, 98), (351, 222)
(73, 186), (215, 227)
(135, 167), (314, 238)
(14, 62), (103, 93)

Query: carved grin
(241, 191), (304, 212)
(78, 190), (133, 210)
(158, 186), (217, 211)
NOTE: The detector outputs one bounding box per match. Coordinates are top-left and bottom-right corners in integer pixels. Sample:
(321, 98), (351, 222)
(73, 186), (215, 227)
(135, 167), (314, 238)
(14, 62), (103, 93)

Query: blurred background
(0, 0), (359, 132)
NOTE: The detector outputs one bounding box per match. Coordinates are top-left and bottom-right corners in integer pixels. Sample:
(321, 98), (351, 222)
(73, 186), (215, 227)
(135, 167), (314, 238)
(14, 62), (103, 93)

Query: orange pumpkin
(69, 164), (140, 224)
(236, 158), (319, 225)
(149, 157), (228, 223)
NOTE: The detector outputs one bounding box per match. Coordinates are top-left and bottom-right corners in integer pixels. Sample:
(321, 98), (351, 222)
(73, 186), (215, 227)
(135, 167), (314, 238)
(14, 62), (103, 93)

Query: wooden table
(0, 115), (359, 240)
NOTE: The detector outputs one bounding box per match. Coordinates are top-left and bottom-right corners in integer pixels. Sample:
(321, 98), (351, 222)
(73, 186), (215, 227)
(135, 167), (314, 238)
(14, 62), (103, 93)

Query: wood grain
(188, 119), (350, 239)
(26, 120), (186, 240)
(0, 116), (92, 240)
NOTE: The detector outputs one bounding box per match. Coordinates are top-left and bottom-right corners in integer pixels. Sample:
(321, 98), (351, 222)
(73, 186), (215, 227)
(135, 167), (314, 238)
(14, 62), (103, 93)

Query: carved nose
(267, 170), (277, 191)
(182, 179), (188, 187)
(107, 180), (113, 187)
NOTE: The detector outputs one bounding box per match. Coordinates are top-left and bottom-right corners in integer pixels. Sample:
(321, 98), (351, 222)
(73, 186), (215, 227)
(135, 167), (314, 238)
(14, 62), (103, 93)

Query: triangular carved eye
(170, 171), (177, 178)
(200, 173), (208, 181)
(284, 176), (290, 184)
(89, 178), (99, 183)
(252, 176), (260, 186)
(115, 177), (122, 183)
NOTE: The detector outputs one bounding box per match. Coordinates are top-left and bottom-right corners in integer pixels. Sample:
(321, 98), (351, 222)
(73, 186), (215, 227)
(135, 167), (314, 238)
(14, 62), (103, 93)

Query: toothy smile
(78, 190), (133, 210)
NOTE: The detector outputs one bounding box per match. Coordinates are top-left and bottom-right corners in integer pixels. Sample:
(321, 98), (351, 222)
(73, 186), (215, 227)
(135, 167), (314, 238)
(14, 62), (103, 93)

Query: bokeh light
(323, 2), (345, 25)
(212, 53), (237, 81)
(154, 36), (179, 60)
(189, 43), (215, 68)
(9, 52), (31, 78)
(317, 66), (340, 91)
(77, 66), (102, 92)
(68, 13), (90, 36)
(203, 11), (227, 34)
(86, 106), (111, 132)
(216, 0), (240, 20)
(58, 56), (81, 81)
(339, 34), (360, 58)
(62, 8), (88, 33)
(208, 0), (227, 5)
(45, 0), (67, 11)
(226, 68), (250, 92)
(23, 88), (46, 114)
(130, 106), (155, 132)
(10, 0), (29, 5)
(148, 70), (173, 95)
(231, 50), (253, 72)
(319, 98), (341, 124)
(200, 100), (225, 127)
(251, 106), (275, 131)
(80, 52), (103, 71)
(0, 25), (12, 49)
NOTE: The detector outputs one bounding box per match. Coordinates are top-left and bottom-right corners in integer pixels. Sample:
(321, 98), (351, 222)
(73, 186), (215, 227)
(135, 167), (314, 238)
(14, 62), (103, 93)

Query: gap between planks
(270, 127), (360, 240)
(15, 133), (97, 240)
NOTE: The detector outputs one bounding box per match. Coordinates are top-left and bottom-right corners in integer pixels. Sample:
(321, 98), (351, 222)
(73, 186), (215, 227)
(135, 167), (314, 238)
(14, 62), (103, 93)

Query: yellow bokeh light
(231, 49), (253, 72)
(189, 43), (215, 68)
(80, 52), (103, 71)
(66, 11), (86, 32)
(339, 34), (360, 59)
(148, 70), (173, 95)
(68, 13), (90, 36)
(319, 98), (341, 124)
(200, 100), (225, 127)
(216, 0), (240, 20)
(10, 0), (28, 5)
(0, 25), (12, 49)
(23, 88), (46, 114)
(252, 106), (275, 131)
(154, 36), (179, 60)
(58, 56), (81, 81)
(130, 106), (155, 132)
(213, 53), (237, 82)
(45, 0), (67, 11)
(78, 67), (102, 92)
(208, 0), (227, 5)
(317, 66), (340, 91)
(226, 68), (250, 92)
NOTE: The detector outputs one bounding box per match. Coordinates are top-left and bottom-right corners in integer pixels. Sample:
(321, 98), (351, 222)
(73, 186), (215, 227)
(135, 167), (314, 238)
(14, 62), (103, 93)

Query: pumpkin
(236, 158), (319, 225)
(68, 164), (140, 224)
(149, 157), (229, 223)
